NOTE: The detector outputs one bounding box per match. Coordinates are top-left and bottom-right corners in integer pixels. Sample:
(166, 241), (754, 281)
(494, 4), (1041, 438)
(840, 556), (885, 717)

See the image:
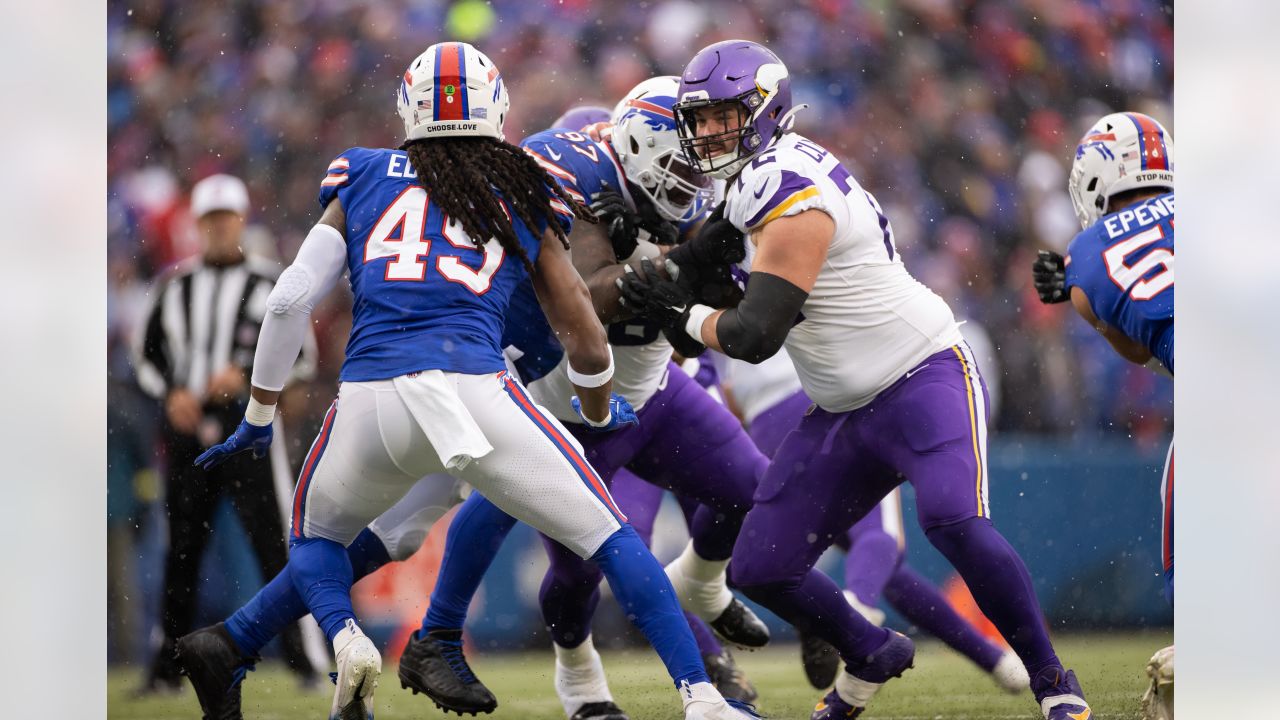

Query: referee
(133, 174), (319, 692)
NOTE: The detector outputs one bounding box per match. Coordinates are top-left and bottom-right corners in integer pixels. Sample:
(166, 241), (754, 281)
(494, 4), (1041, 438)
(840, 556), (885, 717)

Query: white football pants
(289, 371), (624, 558)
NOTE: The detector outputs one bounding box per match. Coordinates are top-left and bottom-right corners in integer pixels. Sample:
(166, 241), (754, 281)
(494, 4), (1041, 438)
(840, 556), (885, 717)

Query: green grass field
(109, 631), (1169, 719)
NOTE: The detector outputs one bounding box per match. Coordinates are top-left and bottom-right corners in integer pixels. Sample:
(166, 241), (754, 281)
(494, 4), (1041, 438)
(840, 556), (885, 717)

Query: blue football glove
(571, 393), (639, 433)
(193, 419), (273, 469)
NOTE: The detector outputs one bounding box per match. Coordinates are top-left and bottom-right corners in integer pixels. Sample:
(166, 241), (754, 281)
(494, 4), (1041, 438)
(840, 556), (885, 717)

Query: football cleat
(710, 599), (771, 649)
(703, 649), (758, 703)
(398, 629), (497, 715)
(1140, 645), (1173, 720)
(329, 620), (380, 720)
(798, 632), (840, 690)
(681, 680), (764, 719)
(176, 623), (257, 720)
(810, 631), (914, 720)
(570, 701), (630, 720)
(1032, 666), (1091, 720)
(991, 650), (1030, 694)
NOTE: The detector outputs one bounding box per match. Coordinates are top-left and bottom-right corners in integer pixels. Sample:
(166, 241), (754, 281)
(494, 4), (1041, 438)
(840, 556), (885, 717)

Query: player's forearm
(686, 271), (806, 364)
(587, 251), (673, 324)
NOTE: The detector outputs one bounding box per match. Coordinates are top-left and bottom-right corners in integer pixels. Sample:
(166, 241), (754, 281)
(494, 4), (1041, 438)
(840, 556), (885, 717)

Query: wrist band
(580, 409), (613, 428)
(245, 397), (276, 427)
(567, 347), (615, 388)
(684, 304), (718, 345)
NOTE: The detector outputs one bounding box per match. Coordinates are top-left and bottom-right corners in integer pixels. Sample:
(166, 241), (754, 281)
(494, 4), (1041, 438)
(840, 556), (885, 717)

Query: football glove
(617, 257), (708, 357)
(571, 393), (640, 433)
(193, 418), (273, 469)
(1032, 250), (1069, 304)
(617, 257), (692, 326)
(590, 188), (641, 261)
(666, 201), (746, 273)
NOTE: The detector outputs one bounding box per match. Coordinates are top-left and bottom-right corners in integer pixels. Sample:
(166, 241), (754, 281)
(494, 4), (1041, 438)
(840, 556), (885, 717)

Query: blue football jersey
(522, 129), (675, 348)
(500, 278), (563, 385)
(1065, 192), (1175, 374)
(318, 147), (574, 381)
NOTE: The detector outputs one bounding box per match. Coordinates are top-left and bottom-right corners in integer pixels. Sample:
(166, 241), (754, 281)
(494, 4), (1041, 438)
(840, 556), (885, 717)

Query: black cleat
(570, 700), (629, 720)
(799, 632), (840, 689)
(709, 599), (770, 649)
(398, 629), (497, 715)
(176, 623), (258, 720)
(704, 649), (758, 703)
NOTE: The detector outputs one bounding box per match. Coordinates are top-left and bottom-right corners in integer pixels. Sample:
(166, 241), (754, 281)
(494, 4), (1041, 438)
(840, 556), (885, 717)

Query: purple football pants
(749, 383), (1006, 674)
(539, 363), (766, 649)
(730, 345), (1059, 677)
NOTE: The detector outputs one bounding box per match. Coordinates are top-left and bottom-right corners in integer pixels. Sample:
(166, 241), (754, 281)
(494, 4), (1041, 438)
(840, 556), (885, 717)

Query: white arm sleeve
(250, 224), (347, 391)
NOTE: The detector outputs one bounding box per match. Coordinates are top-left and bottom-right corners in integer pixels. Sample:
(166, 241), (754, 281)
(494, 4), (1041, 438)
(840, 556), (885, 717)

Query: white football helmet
(610, 76), (713, 221)
(398, 42), (509, 142)
(1068, 111), (1174, 228)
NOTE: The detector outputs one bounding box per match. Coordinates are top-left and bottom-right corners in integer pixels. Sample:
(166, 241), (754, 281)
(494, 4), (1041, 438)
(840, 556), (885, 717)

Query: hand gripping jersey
(725, 134), (963, 412)
(318, 147), (572, 381)
(519, 129), (675, 420)
(1065, 192), (1175, 374)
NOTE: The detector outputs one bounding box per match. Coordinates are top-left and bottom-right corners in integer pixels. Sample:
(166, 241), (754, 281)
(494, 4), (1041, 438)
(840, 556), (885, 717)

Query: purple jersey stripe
(745, 170), (816, 228)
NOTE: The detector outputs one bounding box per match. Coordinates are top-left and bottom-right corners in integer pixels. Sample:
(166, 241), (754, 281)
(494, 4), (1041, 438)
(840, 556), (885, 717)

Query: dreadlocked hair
(400, 137), (595, 276)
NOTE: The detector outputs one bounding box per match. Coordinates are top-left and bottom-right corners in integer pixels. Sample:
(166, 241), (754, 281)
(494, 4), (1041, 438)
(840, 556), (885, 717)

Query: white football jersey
(716, 348), (804, 425)
(725, 134), (963, 412)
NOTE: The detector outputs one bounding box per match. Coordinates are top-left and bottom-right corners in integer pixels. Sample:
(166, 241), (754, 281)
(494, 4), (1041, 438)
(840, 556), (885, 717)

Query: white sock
(665, 542), (733, 620)
(554, 635), (600, 669)
(554, 636), (613, 716)
(835, 669), (880, 707)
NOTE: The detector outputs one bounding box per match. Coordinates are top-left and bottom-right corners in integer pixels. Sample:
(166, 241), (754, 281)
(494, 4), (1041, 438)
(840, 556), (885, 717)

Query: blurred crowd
(108, 0), (1173, 456)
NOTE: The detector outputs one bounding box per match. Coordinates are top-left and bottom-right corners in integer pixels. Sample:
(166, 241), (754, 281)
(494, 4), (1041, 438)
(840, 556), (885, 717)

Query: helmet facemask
(675, 95), (762, 179)
(633, 143), (713, 221)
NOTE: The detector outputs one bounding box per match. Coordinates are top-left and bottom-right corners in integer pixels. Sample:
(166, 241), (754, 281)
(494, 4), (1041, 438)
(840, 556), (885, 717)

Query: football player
(622, 40), (1092, 720)
(185, 43), (754, 720)
(718, 348), (1028, 694)
(1032, 111), (1174, 720)
(414, 76), (770, 720)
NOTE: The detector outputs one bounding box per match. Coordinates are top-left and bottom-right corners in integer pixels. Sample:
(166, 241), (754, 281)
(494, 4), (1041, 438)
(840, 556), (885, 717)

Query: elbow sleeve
(715, 272), (807, 363)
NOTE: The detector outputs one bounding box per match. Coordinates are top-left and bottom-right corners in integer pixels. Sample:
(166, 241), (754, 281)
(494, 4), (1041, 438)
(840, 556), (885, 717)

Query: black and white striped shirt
(133, 255), (317, 400)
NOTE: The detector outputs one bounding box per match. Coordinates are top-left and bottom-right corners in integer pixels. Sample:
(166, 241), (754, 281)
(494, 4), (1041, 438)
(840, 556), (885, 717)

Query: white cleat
(329, 620), (381, 720)
(554, 638), (626, 720)
(992, 650), (1030, 694)
(1140, 645), (1174, 720)
(681, 680), (761, 720)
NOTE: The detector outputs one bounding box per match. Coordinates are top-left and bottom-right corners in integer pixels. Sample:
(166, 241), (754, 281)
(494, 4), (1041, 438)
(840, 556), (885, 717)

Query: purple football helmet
(553, 105), (612, 132)
(675, 40), (794, 179)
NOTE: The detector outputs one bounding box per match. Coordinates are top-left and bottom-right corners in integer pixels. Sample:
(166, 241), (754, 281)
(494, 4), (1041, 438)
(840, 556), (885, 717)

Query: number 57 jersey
(1065, 192), (1175, 374)
(724, 133), (963, 413)
(319, 146), (573, 382)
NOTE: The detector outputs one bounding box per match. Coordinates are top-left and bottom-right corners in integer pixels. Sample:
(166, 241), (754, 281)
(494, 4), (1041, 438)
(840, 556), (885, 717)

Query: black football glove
(616, 257), (707, 357)
(633, 195), (680, 247)
(1032, 249), (1069, 304)
(590, 188), (640, 261)
(666, 201), (746, 276)
(617, 257), (693, 327)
